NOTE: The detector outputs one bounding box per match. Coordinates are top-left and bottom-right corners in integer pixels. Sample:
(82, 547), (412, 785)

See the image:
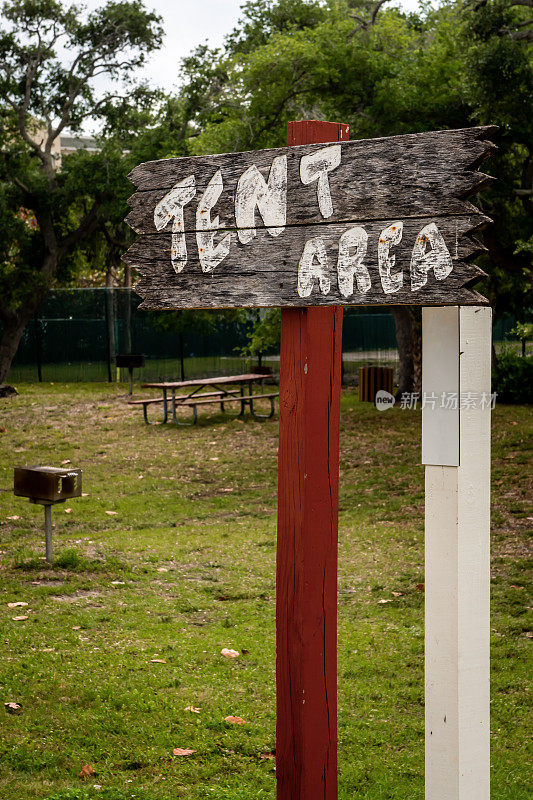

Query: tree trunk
(391, 307), (414, 396)
(0, 315), (31, 383)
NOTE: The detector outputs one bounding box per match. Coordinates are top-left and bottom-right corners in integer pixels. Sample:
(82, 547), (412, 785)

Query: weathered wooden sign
(124, 126), (495, 309)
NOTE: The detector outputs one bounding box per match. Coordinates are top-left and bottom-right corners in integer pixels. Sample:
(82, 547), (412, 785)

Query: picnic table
(128, 373), (279, 425)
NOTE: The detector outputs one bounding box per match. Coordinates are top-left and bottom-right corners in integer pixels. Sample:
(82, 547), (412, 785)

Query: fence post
(34, 313), (43, 382)
(423, 305), (491, 800)
(104, 287), (115, 382)
(276, 120), (348, 800)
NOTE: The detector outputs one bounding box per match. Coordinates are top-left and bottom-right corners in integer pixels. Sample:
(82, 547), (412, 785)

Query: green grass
(0, 383), (531, 799)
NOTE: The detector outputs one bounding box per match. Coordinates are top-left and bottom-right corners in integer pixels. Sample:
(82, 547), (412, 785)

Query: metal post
(34, 314), (43, 382)
(44, 504), (53, 564)
(104, 287), (115, 382)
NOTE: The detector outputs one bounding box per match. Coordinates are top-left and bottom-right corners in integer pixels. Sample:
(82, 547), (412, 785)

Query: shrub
(493, 348), (533, 404)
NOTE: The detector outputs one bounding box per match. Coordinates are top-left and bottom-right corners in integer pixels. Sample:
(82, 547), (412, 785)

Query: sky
(83, 0), (425, 95)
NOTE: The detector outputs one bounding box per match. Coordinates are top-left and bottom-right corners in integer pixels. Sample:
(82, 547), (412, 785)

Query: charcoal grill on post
(14, 466), (82, 563)
(116, 354), (145, 395)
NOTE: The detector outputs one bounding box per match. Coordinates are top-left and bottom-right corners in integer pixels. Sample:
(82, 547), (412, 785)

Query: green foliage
(180, 0), (531, 325)
(493, 347), (533, 403)
(242, 309), (281, 359)
(510, 321), (533, 341)
(0, 0), (166, 379)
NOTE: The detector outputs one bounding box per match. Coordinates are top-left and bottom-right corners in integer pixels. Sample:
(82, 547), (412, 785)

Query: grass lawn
(0, 383), (531, 800)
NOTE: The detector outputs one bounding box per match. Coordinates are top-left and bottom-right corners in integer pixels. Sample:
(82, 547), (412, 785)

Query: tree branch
(348, 0), (390, 37)
(58, 203), (101, 256)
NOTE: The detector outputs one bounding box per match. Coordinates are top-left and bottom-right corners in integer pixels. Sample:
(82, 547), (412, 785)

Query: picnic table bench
(128, 373), (278, 425)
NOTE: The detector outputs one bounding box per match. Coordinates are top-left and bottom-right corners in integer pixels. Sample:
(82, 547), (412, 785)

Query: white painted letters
(299, 145), (341, 219)
(154, 175), (196, 273)
(337, 227), (371, 297)
(196, 170), (231, 273)
(235, 156), (287, 244)
(410, 222), (453, 290)
(152, 167), (459, 301)
(378, 222), (403, 294)
(298, 237), (331, 297)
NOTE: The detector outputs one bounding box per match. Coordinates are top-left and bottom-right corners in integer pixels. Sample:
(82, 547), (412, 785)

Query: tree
(0, 0), (163, 382)
(178, 0), (531, 391)
(242, 309), (281, 368)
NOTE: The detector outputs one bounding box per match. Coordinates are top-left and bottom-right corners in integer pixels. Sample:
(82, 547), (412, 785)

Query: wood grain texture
(126, 126), (495, 233)
(276, 120), (345, 800)
(125, 125), (496, 309)
(124, 216), (488, 309)
(277, 306), (343, 800)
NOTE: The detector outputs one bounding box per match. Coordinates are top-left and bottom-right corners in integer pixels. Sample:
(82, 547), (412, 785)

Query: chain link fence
(4, 288), (523, 384)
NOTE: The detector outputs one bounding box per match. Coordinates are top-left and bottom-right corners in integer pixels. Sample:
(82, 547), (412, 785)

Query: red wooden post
(276, 120), (348, 800)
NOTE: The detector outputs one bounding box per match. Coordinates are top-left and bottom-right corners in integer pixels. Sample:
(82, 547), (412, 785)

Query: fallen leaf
(4, 702), (22, 715)
(79, 765), (95, 779)
(509, 585), (522, 589)
(173, 748), (196, 756)
(105, 510), (118, 515)
(82, 493), (89, 497)
(8, 601), (28, 608)
(209, 457), (219, 461)
(416, 583), (425, 592)
(150, 658), (166, 664)
(184, 706), (201, 714)
(61, 459), (71, 465)
(224, 716), (246, 725)
(378, 599), (392, 604)
(65, 508), (73, 514)
(391, 591), (403, 597)
(6, 515), (20, 521)
(157, 567), (168, 572)
(12, 615), (29, 621)
(72, 626), (81, 630)
(221, 648), (239, 659)
(111, 581), (125, 585)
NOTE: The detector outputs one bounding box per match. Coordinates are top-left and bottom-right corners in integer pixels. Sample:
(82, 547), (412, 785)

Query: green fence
(4, 288), (525, 384)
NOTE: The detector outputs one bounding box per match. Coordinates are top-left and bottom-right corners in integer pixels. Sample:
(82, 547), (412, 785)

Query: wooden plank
(421, 307), (460, 466)
(141, 373), (266, 388)
(126, 126), (496, 234)
(276, 120), (345, 800)
(424, 305), (491, 800)
(124, 215), (489, 309)
(125, 125), (496, 310)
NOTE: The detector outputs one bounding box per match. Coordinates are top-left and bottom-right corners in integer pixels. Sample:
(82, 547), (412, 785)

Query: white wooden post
(422, 305), (491, 800)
